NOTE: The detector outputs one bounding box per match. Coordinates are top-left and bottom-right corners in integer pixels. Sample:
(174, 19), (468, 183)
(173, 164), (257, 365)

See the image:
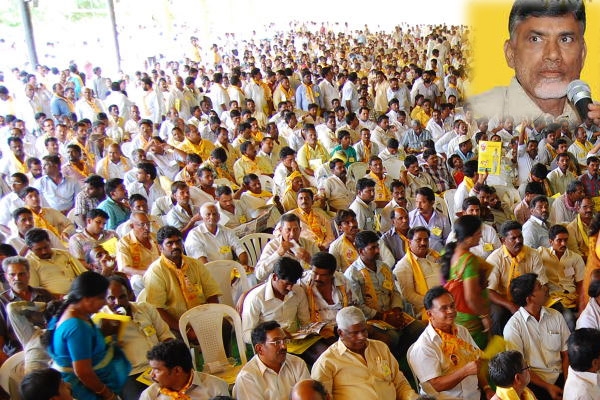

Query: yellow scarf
(11, 154), (27, 174)
(279, 85), (294, 102)
(85, 98), (101, 114)
(433, 325), (482, 370)
(305, 84), (315, 103)
(69, 161), (92, 179)
(299, 208), (326, 245)
(503, 245), (526, 297)
(363, 142), (372, 161)
(248, 190), (272, 199)
(159, 254), (202, 309)
(494, 386), (537, 400)
(574, 140), (592, 154)
(577, 214), (590, 248)
(30, 208), (63, 242)
(368, 171), (391, 202)
(241, 155), (262, 176)
(339, 235), (358, 272)
(180, 167), (197, 187)
(307, 280), (348, 322)
(159, 370), (194, 400)
(359, 265), (394, 311)
(463, 176), (475, 192)
(284, 171), (303, 195)
(546, 143), (557, 160)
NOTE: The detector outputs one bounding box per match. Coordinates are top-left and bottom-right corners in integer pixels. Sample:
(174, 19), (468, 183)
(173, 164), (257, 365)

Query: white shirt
(255, 237), (319, 282)
(241, 275), (310, 343)
(319, 79), (339, 112)
(447, 223), (501, 259)
(563, 366), (600, 400)
(184, 223), (245, 261)
(410, 324), (480, 400)
(233, 354), (310, 400)
(147, 150), (182, 181)
(319, 175), (356, 211)
(504, 307), (570, 384)
(576, 298), (600, 329)
(126, 181), (166, 207)
(349, 197), (377, 232)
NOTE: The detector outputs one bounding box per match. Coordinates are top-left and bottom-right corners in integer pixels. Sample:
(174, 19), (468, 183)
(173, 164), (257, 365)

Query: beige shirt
(116, 230), (160, 274)
(141, 255), (222, 320)
(486, 245), (548, 296)
(536, 247), (585, 297)
(566, 216), (589, 258)
(26, 249), (87, 295)
(394, 251), (442, 315)
(311, 339), (418, 400)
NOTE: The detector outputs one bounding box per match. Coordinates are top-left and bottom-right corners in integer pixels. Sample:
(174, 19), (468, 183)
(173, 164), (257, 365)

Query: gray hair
(410, 119), (421, 128)
(200, 202), (218, 217)
(336, 306), (366, 331)
(129, 210), (148, 222)
(2, 256), (30, 273)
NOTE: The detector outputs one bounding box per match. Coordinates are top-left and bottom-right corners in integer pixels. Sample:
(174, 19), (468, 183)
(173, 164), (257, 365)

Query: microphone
(567, 79), (593, 121)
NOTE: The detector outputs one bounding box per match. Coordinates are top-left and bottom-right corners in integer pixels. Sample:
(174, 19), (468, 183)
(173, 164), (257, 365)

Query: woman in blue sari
(43, 271), (131, 400)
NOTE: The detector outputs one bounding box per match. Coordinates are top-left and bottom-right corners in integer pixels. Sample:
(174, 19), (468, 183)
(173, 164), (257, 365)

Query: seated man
(537, 224), (585, 331)
(549, 180), (585, 225)
(349, 178), (377, 232)
(95, 142), (132, 179)
(504, 273), (570, 400)
(409, 287), (493, 400)
(233, 321), (311, 400)
(0, 256), (53, 362)
(394, 227), (441, 319)
(6, 208), (64, 253)
(24, 228), (86, 297)
(311, 306), (418, 400)
(20, 368), (75, 400)
(68, 209), (118, 266)
(299, 252), (353, 327)
(318, 158), (356, 212)
(522, 195), (551, 250)
(287, 188), (335, 250)
(116, 211), (160, 280)
(488, 350), (536, 400)
(329, 210), (360, 272)
(165, 181), (201, 238)
(101, 276), (175, 400)
(366, 156), (394, 209)
(563, 328), (600, 399)
(255, 213), (319, 281)
(233, 140), (274, 185)
(408, 187), (450, 252)
(379, 181), (414, 233)
(381, 207), (410, 264)
(117, 194), (163, 236)
(486, 221), (547, 335)
(215, 185), (253, 229)
(127, 161), (166, 206)
(140, 340), (229, 400)
(98, 177), (131, 230)
(141, 226), (221, 332)
(566, 196), (593, 262)
(242, 257), (309, 343)
(20, 186), (75, 242)
(344, 231), (425, 361)
(290, 379), (331, 400)
(184, 203), (250, 268)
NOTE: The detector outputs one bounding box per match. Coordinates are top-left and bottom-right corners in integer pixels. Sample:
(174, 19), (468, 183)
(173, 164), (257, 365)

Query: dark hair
(403, 155), (418, 169)
(251, 320), (281, 347)
(566, 180), (584, 195)
(170, 180), (188, 195)
(86, 208), (109, 221)
(157, 225), (182, 245)
(356, 178), (375, 192)
(463, 160), (478, 178)
(335, 209), (356, 226)
(530, 163), (548, 179)
(548, 224), (568, 240)
(354, 230), (379, 251)
(242, 173), (260, 187)
(407, 226), (430, 240)
(17, 186), (39, 200)
(529, 195), (548, 210)
(129, 193), (147, 205)
(568, 328), (600, 372)
(415, 186), (435, 202)
(423, 286), (450, 310)
(137, 161), (158, 180)
(147, 340), (194, 372)
(461, 196), (481, 211)
(12, 207), (32, 222)
(216, 185), (233, 197)
(20, 368), (63, 400)
(588, 269), (600, 297)
(186, 153), (202, 164)
(311, 252), (337, 273)
(441, 215), (482, 279)
(510, 273), (538, 307)
(273, 257), (303, 282)
(0, 244), (17, 258)
(279, 146), (296, 159)
(500, 220), (523, 238)
(524, 181), (544, 196)
(24, 228), (50, 247)
(105, 178), (124, 197)
(508, 0), (586, 38)
(84, 174), (105, 188)
(489, 350), (526, 387)
(587, 156), (599, 165)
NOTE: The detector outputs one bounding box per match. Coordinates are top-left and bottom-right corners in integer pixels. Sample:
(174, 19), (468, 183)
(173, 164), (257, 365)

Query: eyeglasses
(520, 365), (530, 372)
(134, 222), (152, 228)
(265, 338), (290, 346)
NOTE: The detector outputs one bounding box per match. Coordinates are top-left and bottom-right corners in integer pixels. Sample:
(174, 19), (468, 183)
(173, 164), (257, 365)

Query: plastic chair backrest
(0, 351), (24, 395)
(239, 233), (274, 267)
(347, 161), (369, 181)
(204, 260), (250, 307)
(383, 159), (403, 180)
(178, 304), (247, 366)
(258, 175), (277, 196)
(444, 189), (458, 224)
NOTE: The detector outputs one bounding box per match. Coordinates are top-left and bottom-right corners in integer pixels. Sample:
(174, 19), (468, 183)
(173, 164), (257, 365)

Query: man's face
(415, 194), (433, 214)
(5, 263), (30, 293)
(392, 209), (409, 232)
(550, 232), (569, 253)
(339, 322), (368, 353)
(357, 186), (375, 204)
(257, 327), (288, 368)
(526, 141), (538, 159)
(589, 161), (600, 176)
(106, 281), (130, 313)
(15, 213), (34, 234)
(427, 293), (457, 331)
(159, 236), (184, 261)
(201, 205), (220, 226)
(311, 266), (333, 288)
(531, 200), (549, 221)
(297, 192), (313, 211)
(281, 221), (301, 242)
(528, 280), (549, 307)
(409, 230), (429, 258)
(131, 199), (148, 213)
(339, 216), (359, 238)
(369, 159), (384, 175)
(504, 14), (586, 101)
(131, 214), (152, 240)
(198, 170), (214, 187)
(24, 191), (41, 208)
(9, 140), (23, 157)
(464, 204), (481, 217)
(30, 240), (53, 260)
(174, 187), (190, 205)
(67, 147), (81, 162)
(503, 229), (524, 255)
(579, 197), (594, 219)
(111, 183), (128, 201)
(149, 360), (179, 389)
(359, 241), (379, 263)
(86, 217), (107, 236)
(136, 168), (149, 183)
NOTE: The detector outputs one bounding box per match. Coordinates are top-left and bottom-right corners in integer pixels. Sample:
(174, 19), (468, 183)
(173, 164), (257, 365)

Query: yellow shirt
(233, 155), (273, 185)
(116, 230), (160, 274)
(141, 255), (222, 320)
(297, 142), (329, 170)
(177, 138), (215, 162)
(26, 249), (87, 295)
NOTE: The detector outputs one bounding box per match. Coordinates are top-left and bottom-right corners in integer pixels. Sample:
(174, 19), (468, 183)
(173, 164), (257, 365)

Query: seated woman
(43, 271), (131, 400)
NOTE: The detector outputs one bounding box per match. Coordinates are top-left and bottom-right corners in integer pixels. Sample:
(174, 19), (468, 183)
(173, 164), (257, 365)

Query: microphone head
(566, 79), (591, 103)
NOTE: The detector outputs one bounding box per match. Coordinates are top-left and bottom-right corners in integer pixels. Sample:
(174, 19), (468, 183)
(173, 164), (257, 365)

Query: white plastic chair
(0, 351), (24, 396)
(204, 260), (250, 307)
(347, 161), (369, 181)
(239, 233), (274, 268)
(382, 158), (404, 180)
(315, 163), (332, 188)
(258, 175), (277, 196)
(178, 304), (247, 384)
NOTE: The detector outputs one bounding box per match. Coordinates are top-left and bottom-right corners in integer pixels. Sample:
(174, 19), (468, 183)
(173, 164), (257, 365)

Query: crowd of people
(1, 0), (600, 399)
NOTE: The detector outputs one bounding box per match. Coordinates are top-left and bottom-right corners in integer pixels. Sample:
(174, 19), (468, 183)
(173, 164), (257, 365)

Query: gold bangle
(95, 384), (107, 394)
(479, 314), (489, 319)
(483, 385), (492, 391)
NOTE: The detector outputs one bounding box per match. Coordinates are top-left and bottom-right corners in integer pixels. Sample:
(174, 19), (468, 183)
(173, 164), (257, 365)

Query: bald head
(290, 379), (329, 400)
